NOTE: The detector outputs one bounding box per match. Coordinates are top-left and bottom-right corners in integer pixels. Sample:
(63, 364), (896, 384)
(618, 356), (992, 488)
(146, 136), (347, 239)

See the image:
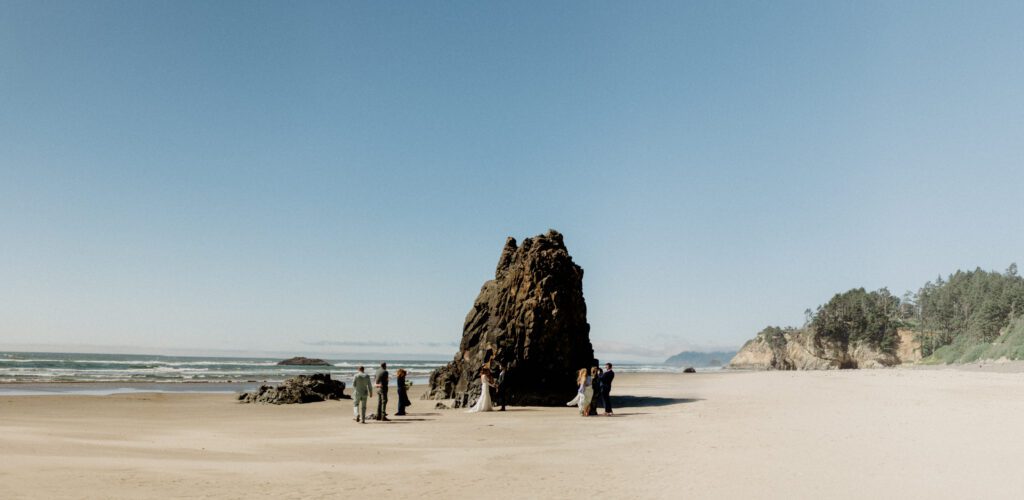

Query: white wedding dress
(467, 374), (494, 413)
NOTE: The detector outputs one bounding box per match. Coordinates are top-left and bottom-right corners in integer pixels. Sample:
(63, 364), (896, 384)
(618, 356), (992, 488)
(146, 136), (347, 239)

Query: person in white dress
(467, 368), (497, 413)
(566, 368), (591, 415)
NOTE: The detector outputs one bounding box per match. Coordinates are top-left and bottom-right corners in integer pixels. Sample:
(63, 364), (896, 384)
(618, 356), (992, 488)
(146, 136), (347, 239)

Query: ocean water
(0, 352), (444, 385)
(0, 351), (713, 387)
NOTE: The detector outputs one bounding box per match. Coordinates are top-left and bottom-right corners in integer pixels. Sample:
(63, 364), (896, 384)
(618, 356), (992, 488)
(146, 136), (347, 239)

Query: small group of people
(566, 362), (615, 416)
(352, 356), (615, 420)
(350, 362), (413, 423)
(465, 355), (615, 416)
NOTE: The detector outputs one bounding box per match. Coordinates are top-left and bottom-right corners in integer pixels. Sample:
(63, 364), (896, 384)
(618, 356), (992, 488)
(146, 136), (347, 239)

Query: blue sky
(2, 1), (1022, 361)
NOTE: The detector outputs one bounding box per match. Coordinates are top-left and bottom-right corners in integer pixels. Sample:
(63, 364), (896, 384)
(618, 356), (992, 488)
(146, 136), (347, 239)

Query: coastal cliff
(731, 266), (1023, 367)
(729, 327), (921, 370)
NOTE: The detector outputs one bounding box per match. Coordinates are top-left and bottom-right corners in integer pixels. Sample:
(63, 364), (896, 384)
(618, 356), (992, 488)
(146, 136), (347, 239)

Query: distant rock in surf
(664, 350), (736, 367)
(425, 229), (595, 407)
(276, 356), (332, 366)
(238, 373), (348, 404)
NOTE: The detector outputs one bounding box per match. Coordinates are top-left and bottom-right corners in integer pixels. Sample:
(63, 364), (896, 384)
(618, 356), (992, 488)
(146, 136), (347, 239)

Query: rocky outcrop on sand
(728, 328), (921, 370)
(425, 230), (595, 406)
(276, 356), (331, 366)
(238, 373), (349, 404)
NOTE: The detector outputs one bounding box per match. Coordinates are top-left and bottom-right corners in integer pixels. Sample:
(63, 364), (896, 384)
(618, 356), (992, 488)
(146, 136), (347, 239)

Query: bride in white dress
(467, 368), (496, 413)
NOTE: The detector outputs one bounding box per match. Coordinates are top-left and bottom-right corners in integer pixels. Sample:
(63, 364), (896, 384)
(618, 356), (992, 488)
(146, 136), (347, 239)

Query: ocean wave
(0, 356), (441, 383)
(1, 353), (710, 384)
(0, 359), (280, 367)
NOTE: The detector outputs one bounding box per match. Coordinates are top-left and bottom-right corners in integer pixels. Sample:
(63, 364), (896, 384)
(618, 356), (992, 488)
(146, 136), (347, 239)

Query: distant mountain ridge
(664, 350), (736, 367)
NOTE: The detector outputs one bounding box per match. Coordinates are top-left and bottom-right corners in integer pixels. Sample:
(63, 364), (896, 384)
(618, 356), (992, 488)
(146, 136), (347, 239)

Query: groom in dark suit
(600, 362), (615, 415)
(494, 363), (509, 411)
(374, 362), (389, 421)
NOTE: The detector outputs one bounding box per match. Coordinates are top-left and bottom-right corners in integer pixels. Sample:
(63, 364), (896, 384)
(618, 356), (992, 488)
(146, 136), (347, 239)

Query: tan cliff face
(728, 329), (834, 370)
(728, 328), (921, 370)
(728, 337), (778, 370)
(895, 329), (922, 364)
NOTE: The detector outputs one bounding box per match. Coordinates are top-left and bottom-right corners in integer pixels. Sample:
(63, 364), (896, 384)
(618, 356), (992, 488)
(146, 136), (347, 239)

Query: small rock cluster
(238, 373), (349, 404)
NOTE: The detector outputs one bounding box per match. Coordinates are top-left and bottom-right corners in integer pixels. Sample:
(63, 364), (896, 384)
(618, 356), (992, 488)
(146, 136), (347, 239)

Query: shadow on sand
(612, 395), (701, 408)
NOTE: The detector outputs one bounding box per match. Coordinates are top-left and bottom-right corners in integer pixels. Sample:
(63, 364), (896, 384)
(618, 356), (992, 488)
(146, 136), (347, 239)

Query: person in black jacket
(494, 363), (509, 411)
(600, 363), (615, 415)
(395, 368), (411, 416)
(590, 366), (604, 416)
(374, 362), (389, 421)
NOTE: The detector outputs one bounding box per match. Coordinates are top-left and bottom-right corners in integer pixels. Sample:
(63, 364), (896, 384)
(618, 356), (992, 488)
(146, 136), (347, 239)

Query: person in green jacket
(351, 366), (373, 423)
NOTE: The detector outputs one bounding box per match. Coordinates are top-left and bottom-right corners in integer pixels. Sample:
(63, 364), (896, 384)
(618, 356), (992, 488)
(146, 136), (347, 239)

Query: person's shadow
(612, 395), (701, 408)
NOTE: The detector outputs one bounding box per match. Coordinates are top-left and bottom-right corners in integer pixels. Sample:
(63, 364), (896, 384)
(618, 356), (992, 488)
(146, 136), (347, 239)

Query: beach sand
(3, 370), (1024, 499)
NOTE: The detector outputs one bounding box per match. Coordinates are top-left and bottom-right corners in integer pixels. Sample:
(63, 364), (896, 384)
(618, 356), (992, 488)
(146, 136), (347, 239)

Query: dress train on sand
(467, 375), (494, 413)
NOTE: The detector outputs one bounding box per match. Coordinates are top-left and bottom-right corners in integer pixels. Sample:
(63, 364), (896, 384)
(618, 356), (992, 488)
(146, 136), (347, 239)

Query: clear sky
(2, 1), (1022, 362)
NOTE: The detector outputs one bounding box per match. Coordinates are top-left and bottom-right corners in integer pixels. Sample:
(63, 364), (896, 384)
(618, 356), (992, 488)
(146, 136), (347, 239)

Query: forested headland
(731, 264), (1024, 368)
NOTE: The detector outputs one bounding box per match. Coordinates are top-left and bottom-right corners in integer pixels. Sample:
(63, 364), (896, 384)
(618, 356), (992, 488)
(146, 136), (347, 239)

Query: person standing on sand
(374, 362), (390, 421)
(600, 362), (615, 415)
(467, 367), (496, 412)
(395, 368), (411, 416)
(566, 368), (592, 415)
(351, 366), (372, 423)
(590, 366), (604, 416)
(494, 363), (509, 411)
(581, 367), (598, 416)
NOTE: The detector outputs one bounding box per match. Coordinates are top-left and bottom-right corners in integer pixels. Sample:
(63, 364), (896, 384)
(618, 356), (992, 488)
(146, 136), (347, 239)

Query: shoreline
(0, 381), (264, 396)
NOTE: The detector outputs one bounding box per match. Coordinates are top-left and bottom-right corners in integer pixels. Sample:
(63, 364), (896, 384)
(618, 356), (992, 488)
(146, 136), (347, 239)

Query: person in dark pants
(590, 366), (604, 416)
(494, 363), (508, 411)
(395, 368), (411, 416)
(374, 362), (389, 421)
(600, 362), (615, 415)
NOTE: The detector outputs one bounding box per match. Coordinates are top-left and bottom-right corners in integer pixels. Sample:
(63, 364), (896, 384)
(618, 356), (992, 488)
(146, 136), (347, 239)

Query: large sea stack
(425, 230), (594, 406)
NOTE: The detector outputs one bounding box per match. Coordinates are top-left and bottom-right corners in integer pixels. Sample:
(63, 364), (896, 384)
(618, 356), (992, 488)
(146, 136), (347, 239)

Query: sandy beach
(2, 370), (1023, 499)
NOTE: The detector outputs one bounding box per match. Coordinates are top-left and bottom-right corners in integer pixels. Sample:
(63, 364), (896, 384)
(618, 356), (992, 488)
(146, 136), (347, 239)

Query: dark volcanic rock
(277, 356), (331, 366)
(683, 367), (697, 373)
(425, 230), (594, 406)
(239, 373), (349, 404)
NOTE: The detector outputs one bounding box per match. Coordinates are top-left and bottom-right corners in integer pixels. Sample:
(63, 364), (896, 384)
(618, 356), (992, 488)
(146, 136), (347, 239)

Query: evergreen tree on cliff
(426, 230), (594, 406)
